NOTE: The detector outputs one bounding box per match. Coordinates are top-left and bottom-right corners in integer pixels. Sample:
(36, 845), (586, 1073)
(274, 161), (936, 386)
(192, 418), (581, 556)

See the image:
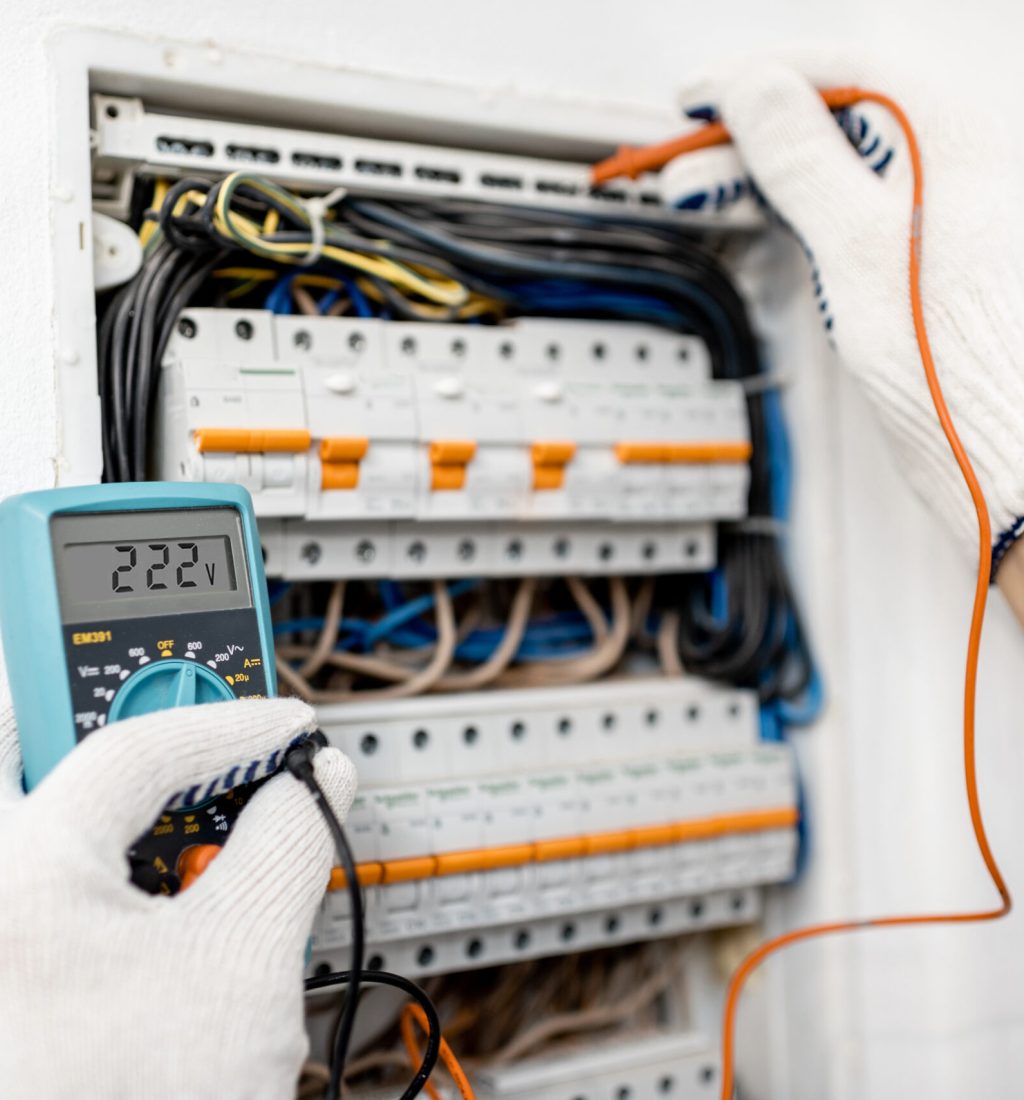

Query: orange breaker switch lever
(531, 441), (576, 491)
(320, 436), (369, 491)
(429, 440), (477, 491)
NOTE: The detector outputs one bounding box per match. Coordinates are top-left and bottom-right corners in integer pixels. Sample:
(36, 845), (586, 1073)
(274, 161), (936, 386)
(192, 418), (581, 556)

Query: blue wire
(341, 276), (374, 319)
(362, 579), (480, 648)
(265, 273), (296, 315)
(748, 366), (823, 881)
(268, 581), (291, 607)
(319, 288), (341, 314)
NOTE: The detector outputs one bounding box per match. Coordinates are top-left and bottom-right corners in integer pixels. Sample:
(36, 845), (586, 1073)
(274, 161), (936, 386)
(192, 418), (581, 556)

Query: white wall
(4, 2), (1024, 1098)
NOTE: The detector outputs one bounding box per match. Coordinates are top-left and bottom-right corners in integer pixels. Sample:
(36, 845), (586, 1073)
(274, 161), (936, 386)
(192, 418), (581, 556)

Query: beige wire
(496, 577), (630, 688)
(277, 581), (456, 702)
(657, 609), (685, 676)
(342, 1049), (414, 1081)
(486, 943), (685, 1067)
(630, 576), (655, 639)
(296, 1059), (331, 1099)
(434, 578), (537, 692)
(298, 581), (346, 679)
(292, 282), (321, 316)
(278, 643), (415, 684)
(566, 575), (609, 643)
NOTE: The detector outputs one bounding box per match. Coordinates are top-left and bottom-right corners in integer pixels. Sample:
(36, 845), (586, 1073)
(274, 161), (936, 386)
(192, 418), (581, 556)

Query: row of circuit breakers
(309, 679), (797, 979)
(156, 310), (749, 579)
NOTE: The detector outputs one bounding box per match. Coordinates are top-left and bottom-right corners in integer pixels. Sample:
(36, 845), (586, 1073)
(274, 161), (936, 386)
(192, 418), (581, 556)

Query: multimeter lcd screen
(51, 508), (252, 623)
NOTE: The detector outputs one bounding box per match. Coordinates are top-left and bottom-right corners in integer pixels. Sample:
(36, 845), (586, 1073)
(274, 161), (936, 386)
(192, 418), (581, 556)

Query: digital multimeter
(0, 482), (277, 894)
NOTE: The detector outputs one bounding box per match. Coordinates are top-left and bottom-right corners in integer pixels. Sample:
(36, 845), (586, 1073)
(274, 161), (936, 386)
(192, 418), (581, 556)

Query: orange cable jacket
(401, 1003), (476, 1100)
(592, 88), (1012, 1100)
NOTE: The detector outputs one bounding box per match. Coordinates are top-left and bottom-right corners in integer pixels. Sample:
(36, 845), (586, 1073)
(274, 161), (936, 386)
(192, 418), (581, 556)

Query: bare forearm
(996, 538), (1024, 628)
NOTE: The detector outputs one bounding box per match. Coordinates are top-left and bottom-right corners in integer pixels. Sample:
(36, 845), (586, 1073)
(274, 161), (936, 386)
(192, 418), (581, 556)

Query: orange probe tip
(591, 145), (643, 185)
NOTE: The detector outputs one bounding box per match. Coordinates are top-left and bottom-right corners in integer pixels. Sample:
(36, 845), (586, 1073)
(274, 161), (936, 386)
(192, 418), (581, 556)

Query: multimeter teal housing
(0, 483), (278, 890)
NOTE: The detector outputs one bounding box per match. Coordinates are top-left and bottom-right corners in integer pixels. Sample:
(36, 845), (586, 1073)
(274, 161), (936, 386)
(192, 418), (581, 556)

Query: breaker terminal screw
(355, 540), (376, 563)
(235, 319), (254, 341)
(177, 317), (197, 339)
(300, 541), (322, 565)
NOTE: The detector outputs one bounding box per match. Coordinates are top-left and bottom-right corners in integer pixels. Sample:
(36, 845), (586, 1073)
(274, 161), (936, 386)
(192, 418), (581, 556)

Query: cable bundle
(98, 171), (817, 716)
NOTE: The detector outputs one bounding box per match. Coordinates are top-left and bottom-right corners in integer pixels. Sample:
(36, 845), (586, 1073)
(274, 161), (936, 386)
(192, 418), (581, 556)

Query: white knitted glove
(659, 55), (1024, 564)
(0, 686), (356, 1100)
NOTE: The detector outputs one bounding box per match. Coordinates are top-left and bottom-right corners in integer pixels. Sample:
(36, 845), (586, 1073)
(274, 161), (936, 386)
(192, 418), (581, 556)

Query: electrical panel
(310, 678), (797, 979)
(82, 79), (816, 1098)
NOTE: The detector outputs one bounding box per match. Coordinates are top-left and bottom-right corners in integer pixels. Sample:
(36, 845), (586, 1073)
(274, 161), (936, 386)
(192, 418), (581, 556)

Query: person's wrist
(995, 535), (1024, 629)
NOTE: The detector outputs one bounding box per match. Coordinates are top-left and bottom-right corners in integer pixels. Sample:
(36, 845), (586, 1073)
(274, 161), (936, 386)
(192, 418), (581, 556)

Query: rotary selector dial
(109, 658), (235, 721)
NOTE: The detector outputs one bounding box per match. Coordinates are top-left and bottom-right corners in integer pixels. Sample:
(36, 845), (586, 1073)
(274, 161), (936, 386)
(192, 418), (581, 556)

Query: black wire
(303, 970), (441, 1100)
(286, 737), (443, 1099)
(284, 740), (363, 1100)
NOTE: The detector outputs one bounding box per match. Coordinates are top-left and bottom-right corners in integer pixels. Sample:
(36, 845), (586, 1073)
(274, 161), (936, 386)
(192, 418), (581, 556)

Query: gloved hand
(0, 682), (356, 1100)
(658, 55), (1024, 566)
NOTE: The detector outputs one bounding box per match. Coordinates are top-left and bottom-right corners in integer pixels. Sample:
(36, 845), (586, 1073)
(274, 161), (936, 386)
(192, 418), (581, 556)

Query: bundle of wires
(99, 169), (817, 720)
